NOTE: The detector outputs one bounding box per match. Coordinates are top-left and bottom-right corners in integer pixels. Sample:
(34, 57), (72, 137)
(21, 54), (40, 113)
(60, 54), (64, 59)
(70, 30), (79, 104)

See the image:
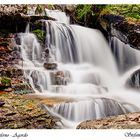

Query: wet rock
(50, 70), (71, 85)
(126, 69), (140, 90)
(55, 71), (65, 85)
(77, 112), (140, 129)
(0, 68), (23, 78)
(0, 92), (61, 129)
(14, 34), (21, 45)
(99, 14), (140, 50)
(0, 101), (5, 107)
(44, 62), (57, 70)
(12, 82), (34, 94)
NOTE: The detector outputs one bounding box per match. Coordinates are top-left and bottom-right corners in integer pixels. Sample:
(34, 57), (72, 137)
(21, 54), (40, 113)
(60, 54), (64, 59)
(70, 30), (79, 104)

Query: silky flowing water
(16, 10), (140, 128)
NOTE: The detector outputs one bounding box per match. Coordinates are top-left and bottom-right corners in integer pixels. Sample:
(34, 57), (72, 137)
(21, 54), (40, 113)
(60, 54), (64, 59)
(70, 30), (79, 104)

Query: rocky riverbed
(0, 92), (62, 129)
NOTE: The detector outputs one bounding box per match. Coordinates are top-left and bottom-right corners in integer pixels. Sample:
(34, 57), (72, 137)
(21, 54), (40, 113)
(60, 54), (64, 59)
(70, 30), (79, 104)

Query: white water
(45, 9), (70, 24)
(17, 10), (140, 128)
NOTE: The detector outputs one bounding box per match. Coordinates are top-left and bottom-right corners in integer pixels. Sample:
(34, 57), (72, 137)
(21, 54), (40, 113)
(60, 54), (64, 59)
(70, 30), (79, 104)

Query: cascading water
(17, 9), (140, 128)
(45, 9), (70, 24)
(111, 36), (140, 73)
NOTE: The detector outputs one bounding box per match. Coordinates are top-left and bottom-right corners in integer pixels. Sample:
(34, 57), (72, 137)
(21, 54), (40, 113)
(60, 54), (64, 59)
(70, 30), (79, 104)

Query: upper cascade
(45, 9), (70, 24)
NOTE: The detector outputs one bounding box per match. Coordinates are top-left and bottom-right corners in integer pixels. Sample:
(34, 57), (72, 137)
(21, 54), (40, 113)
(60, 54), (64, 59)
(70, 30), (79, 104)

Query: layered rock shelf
(0, 92), (61, 129)
(77, 112), (140, 129)
(0, 5), (54, 33)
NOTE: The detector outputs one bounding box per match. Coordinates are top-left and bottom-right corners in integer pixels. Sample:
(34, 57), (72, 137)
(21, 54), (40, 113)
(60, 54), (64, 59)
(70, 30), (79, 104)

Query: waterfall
(51, 98), (128, 122)
(17, 9), (140, 128)
(45, 9), (70, 24)
(111, 37), (140, 73)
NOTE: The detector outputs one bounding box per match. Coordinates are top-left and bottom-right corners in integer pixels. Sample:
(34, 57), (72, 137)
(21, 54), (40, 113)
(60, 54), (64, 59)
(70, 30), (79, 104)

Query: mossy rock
(12, 83), (34, 94)
(32, 29), (46, 41)
(35, 5), (44, 15)
(0, 77), (11, 87)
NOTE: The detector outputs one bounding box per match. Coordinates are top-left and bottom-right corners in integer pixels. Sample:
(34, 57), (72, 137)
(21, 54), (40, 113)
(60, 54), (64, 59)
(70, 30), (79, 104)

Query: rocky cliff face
(0, 4), (54, 33)
(99, 14), (140, 50)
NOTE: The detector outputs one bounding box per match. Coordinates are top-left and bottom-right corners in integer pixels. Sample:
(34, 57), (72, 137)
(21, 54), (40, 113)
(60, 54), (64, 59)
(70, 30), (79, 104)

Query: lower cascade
(16, 11), (140, 128)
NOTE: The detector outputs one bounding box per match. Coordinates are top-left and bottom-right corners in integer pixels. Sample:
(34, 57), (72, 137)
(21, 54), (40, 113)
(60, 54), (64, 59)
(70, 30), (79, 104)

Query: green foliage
(74, 4), (140, 26)
(75, 5), (93, 21)
(0, 77), (11, 86)
(106, 4), (140, 19)
(35, 5), (44, 15)
(47, 4), (55, 10)
(32, 29), (45, 41)
(75, 5), (107, 26)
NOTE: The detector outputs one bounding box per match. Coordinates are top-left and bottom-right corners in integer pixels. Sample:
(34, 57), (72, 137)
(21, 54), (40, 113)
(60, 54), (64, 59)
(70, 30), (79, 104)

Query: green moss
(106, 4), (140, 19)
(74, 4), (140, 25)
(74, 5), (107, 26)
(75, 5), (93, 21)
(0, 77), (11, 86)
(32, 29), (45, 41)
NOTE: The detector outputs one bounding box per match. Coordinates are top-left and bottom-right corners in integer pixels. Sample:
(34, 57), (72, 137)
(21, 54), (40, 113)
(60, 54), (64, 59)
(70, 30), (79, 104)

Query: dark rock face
(0, 4), (54, 33)
(99, 14), (140, 50)
(44, 62), (57, 70)
(126, 69), (140, 90)
(0, 5), (27, 32)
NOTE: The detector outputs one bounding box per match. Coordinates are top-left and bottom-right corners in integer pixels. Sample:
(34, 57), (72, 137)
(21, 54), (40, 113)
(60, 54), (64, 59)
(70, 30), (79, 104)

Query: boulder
(50, 70), (71, 85)
(65, 5), (75, 13)
(44, 62), (57, 70)
(55, 71), (65, 85)
(126, 68), (140, 90)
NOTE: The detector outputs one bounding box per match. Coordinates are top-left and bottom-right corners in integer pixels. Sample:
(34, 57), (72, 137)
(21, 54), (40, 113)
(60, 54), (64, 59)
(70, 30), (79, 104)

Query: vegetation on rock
(35, 5), (44, 15)
(32, 29), (45, 41)
(0, 77), (11, 87)
(74, 4), (140, 26)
